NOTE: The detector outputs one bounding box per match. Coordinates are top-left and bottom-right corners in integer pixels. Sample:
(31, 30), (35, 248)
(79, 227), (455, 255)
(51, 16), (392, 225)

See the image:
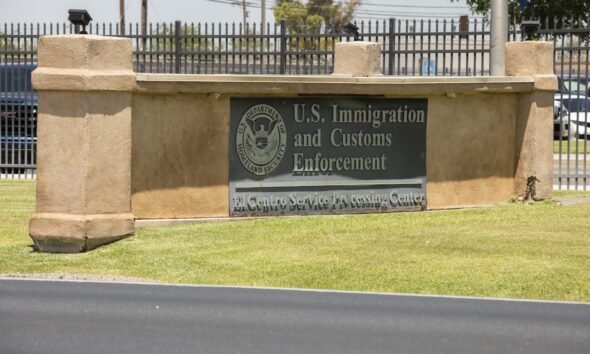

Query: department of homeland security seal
(236, 104), (287, 175)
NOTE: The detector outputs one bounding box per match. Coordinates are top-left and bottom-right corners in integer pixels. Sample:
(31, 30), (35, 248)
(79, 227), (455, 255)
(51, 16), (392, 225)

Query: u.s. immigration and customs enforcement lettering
(229, 97), (427, 216)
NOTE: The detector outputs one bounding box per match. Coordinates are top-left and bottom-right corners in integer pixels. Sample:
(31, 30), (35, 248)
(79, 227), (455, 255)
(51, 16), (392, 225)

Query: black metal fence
(537, 21), (590, 191)
(1, 19), (491, 76)
(1, 18), (589, 190)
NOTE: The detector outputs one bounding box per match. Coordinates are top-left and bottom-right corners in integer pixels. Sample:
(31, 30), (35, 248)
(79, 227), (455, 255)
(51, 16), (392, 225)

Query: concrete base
(29, 213), (134, 253)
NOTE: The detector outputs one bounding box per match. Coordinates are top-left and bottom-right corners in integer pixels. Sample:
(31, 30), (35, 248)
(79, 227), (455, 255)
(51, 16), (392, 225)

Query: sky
(0, 0), (474, 25)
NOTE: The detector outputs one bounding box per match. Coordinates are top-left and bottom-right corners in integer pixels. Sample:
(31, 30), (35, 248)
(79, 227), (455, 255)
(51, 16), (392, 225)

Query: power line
(206, 0), (467, 12)
(149, 0), (165, 22)
(261, 0), (468, 11)
(355, 15), (476, 20)
(360, 1), (469, 9)
(201, 0), (476, 19)
(205, 0), (261, 8)
(358, 14), (482, 19)
(354, 8), (470, 17)
(356, 10), (469, 16)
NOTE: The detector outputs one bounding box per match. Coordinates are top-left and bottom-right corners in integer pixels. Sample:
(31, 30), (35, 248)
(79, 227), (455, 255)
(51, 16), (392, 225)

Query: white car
(554, 97), (569, 139)
(554, 93), (590, 139)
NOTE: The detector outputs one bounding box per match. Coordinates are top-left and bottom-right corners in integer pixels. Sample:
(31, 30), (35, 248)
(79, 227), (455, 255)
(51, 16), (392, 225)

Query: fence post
(280, 20), (287, 75)
(175, 20), (181, 74)
(388, 18), (395, 75)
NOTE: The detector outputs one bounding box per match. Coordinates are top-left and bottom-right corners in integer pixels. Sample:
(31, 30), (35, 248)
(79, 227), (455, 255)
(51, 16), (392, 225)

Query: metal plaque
(229, 97), (427, 216)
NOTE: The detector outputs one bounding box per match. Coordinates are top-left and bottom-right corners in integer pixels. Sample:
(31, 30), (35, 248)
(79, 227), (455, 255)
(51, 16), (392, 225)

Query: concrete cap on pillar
(333, 41), (382, 77)
(38, 35), (132, 71)
(505, 41), (554, 77)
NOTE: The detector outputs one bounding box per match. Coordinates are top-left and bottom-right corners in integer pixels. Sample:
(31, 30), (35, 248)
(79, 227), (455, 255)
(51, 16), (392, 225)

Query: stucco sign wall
(30, 35), (556, 253)
(229, 97), (428, 216)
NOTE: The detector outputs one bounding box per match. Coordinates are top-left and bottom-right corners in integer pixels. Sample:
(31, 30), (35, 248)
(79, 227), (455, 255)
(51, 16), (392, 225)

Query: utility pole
(141, 0), (147, 51)
(119, 0), (125, 35)
(261, 0), (266, 33)
(261, 0), (266, 51)
(242, 0), (248, 35)
(490, 0), (507, 76)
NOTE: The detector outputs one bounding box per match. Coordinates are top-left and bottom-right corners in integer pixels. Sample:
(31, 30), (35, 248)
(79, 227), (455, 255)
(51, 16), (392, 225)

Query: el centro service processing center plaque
(229, 97), (427, 216)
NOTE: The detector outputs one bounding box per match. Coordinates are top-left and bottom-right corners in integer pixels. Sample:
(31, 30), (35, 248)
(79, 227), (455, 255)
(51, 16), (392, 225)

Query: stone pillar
(333, 42), (382, 77)
(29, 35), (136, 253)
(506, 41), (556, 200)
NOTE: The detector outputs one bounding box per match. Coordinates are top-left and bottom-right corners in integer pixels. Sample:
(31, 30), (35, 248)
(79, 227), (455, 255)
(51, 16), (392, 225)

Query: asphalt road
(1, 279), (588, 354)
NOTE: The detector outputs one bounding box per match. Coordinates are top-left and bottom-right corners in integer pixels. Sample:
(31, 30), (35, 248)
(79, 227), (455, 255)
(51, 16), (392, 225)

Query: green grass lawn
(554, 140), (590, 154)
(1, 180), (589, 302)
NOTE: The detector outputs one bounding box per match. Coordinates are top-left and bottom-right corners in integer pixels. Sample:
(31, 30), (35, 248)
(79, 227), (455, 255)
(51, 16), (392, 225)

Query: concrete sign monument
(229, 98), (427, 216)
(30, 36), (557, 252)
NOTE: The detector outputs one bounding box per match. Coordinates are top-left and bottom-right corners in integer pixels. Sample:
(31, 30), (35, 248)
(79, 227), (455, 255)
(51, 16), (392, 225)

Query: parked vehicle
(555, 93), (590, 139)
(0, 62), (38, 172)
(554, 97), (570, 139)
(559, 76), (590, 96)
(557, 76), (568, 94)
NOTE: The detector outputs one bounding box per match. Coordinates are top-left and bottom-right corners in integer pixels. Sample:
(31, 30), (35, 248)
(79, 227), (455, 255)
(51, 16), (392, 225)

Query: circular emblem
(236, 104), (287, 176)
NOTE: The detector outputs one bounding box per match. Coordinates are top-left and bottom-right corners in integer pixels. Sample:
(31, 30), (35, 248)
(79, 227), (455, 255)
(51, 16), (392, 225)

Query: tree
(451, 0), (589, 29)
(0, 32), (33, 52)
(0, 33), (12, 51)
(273, 0), (360, 33)
(272, 0), (359, 57)
(157, 23), (220, 53)
(273, 0), (308, 33)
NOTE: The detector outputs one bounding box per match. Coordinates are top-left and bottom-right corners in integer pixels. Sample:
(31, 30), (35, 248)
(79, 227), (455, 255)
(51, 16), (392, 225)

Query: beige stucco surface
(35, 92), (87, 213)
(513, 91), (554, 198)
(130, 84), (523, 215)
(506, 41), (556, 199)
(35, 91), (132, 214)
(333, 42), (382, 77)
(38, 35), (133, 71)
(30, 213), (134, 253)
(131, 94), (231, 218)
(135, 74), (534, 96)
(427, 94), (517, 208)
(505, 41), (554, 77)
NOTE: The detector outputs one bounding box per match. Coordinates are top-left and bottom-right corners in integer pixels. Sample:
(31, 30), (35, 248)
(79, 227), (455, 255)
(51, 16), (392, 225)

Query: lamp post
(520, 0), (540, 41)
(119, 0), (125, 35)
(68, 9), (93, 34)
(343, 23), (362, 41)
